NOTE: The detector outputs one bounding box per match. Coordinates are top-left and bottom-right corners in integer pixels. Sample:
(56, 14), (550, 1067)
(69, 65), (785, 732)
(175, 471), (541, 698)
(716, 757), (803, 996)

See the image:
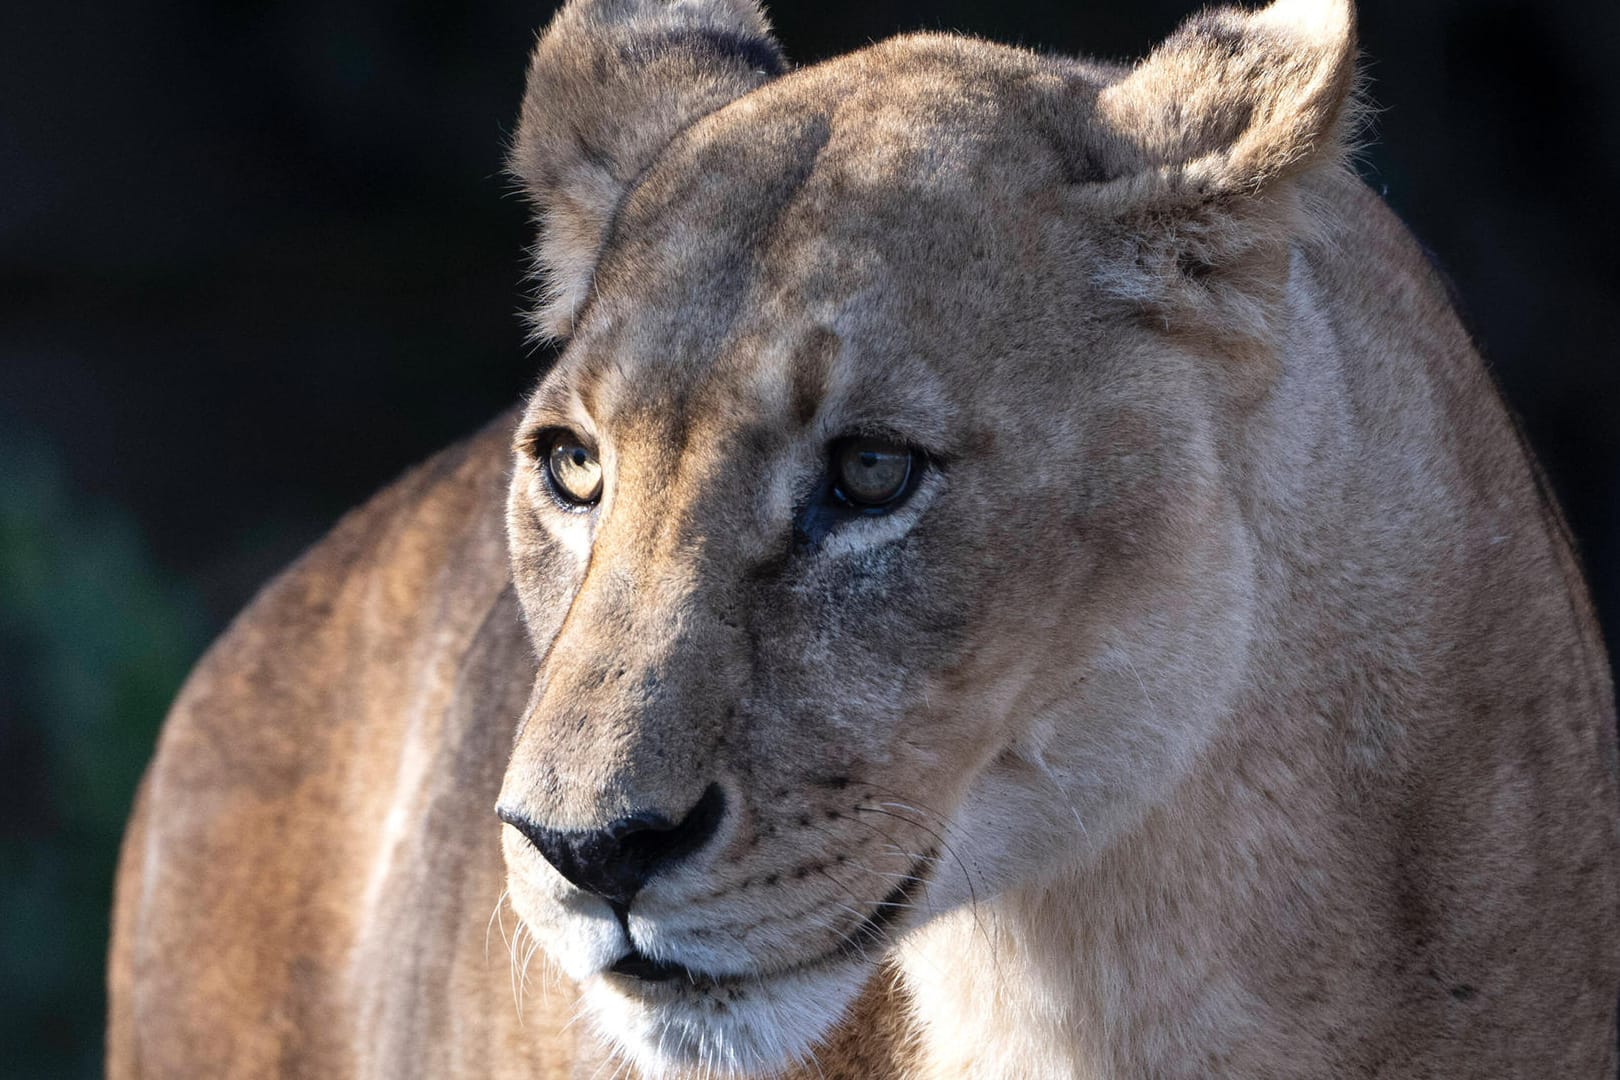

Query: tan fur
(110, 0), (1619, 1076)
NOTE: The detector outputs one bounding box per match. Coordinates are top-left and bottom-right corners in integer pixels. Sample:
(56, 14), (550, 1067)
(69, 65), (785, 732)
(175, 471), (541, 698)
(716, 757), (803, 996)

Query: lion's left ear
(1096, 0), (1358, 201)
(509, 0), (786, 341)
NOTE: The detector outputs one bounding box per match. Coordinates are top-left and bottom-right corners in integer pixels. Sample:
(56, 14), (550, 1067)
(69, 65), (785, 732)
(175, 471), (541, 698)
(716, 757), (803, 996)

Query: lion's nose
(498, 784), (726, 907)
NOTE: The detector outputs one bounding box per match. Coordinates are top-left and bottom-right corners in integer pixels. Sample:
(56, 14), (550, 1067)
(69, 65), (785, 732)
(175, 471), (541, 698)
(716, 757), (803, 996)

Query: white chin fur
(582, 957), (871, 1078)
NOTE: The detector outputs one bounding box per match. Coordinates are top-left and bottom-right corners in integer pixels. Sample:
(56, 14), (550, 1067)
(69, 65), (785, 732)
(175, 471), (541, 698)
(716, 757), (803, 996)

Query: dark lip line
(834, 847), (935, 963)
(607, 849), (937, 988)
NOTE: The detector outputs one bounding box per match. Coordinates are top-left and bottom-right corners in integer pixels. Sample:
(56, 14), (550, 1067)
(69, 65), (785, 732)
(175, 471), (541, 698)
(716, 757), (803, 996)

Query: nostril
(606, 809), (675, 843)
(497, 784), (726, 907)
(621, 783), (725, 870)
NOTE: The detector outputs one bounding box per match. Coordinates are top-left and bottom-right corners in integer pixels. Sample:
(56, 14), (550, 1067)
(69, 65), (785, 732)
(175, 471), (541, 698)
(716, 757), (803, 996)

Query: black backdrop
(3, 1), (1617, 1074)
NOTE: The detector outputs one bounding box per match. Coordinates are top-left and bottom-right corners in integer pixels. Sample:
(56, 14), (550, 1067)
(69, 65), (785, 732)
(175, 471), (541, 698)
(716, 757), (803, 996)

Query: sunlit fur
(110, 1), (1618, 1077)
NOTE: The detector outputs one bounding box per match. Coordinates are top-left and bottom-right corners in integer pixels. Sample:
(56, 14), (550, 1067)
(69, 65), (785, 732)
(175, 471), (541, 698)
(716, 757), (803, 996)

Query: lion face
(496, 1), (1353, 1075)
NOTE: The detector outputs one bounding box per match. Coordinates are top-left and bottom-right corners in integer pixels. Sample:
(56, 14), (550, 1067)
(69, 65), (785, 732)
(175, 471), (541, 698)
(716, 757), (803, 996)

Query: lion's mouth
(606, 850), (934, 990)
(608, 948), (692, 983)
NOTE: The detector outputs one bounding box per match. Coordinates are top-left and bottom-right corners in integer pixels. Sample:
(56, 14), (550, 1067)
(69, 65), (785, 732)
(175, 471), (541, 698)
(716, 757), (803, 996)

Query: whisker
(1123, 652), (1157, 715)
(586, 1041), (619, 1080)
(845, 781), (972, 843)
(485, 886), (510, 964)
(855, 804), (1006, 987)
(557, 1003), (591, 1037)
(506, 916), (526, 1019)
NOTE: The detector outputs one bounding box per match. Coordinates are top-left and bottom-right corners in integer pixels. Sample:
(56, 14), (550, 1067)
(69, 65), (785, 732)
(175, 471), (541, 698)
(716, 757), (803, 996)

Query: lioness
(108, 0), (1620, 1076)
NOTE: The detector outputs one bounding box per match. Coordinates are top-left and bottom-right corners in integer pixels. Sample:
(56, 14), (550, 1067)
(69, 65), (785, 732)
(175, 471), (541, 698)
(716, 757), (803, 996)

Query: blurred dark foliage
(2, 0), (1616, 1074)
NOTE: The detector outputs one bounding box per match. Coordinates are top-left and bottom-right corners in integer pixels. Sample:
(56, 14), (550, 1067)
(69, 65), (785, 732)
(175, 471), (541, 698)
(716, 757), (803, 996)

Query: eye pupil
(541, 431), (603, 508)
(833, 437), (915, 510)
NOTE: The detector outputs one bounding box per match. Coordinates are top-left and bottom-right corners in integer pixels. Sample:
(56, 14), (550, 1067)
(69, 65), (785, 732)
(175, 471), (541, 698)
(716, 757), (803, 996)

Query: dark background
(3, 0), (1616, 1074)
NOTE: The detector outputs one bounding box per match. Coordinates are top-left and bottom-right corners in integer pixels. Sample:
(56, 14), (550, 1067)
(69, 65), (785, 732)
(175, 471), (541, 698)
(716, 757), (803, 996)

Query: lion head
(493, 0), (1357, 1074)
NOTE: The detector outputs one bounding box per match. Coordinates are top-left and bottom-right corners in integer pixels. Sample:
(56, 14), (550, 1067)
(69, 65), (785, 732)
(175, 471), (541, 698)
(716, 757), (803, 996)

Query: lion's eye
(831, 436), (915, 510)
(542, 432), (603, 507)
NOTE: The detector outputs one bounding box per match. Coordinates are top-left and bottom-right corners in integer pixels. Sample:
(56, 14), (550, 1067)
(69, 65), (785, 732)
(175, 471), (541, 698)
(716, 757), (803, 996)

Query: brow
(788, 326), (840, 427)
(528, 347), (621, 430)
(526, 378), (580, 427)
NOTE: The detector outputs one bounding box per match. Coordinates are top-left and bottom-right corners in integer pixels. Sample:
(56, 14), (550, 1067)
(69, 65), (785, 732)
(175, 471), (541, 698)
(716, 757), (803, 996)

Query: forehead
(597, 37), (1080, 287)
(540, 37), (1098, 438)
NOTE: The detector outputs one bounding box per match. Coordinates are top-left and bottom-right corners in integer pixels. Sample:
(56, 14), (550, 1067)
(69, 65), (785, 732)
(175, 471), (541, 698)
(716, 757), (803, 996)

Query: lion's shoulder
(109, 410), (529, 1075)
(160, 411), (517, 789)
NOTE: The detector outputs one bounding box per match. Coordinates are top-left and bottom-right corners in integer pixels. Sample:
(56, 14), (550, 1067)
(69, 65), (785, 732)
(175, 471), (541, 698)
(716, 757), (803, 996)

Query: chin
(580, 954), (873, 1078)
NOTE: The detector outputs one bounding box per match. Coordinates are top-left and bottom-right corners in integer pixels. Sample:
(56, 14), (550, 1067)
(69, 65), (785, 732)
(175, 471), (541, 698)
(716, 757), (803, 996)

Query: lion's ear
(510, 0), (786, 340)
(1096, 0), (1358, 200)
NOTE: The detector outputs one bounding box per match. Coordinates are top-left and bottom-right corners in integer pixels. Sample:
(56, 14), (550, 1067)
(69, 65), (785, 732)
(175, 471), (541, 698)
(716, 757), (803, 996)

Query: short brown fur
(111, 1), (1619, 1076)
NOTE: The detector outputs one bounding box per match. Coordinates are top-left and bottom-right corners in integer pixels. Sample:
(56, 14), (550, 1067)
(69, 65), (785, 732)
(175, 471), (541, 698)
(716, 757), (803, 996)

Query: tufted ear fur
(1072, 0), (1359, 335)
(1097, 0), (1358, 201)
(509, 0), (786, 340)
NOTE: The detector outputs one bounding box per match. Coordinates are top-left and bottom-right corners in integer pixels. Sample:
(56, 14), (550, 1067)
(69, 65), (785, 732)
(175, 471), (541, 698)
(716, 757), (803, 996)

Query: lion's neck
(898, 887), (1222, 1078)
(893, 745), (1334, 1080)
(897, 902), (1113, 1080)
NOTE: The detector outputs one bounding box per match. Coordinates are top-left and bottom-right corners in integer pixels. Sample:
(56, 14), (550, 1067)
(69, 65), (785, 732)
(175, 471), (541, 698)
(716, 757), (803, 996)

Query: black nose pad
(499, 784), (726, 907)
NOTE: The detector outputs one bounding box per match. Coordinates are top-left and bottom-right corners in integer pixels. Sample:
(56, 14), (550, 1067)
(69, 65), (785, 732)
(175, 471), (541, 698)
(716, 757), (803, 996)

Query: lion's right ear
(509, 0), (785, 341)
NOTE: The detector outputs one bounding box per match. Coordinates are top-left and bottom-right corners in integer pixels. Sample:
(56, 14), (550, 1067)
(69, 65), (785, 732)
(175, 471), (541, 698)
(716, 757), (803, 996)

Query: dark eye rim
(531, 426), (602, 511)
(826, 435), (927, 513)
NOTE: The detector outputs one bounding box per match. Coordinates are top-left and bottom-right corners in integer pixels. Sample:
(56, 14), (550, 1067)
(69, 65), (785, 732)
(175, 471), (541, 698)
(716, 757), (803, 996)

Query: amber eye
(831, 436), (915, 510)
(542, 432), (603, 507)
